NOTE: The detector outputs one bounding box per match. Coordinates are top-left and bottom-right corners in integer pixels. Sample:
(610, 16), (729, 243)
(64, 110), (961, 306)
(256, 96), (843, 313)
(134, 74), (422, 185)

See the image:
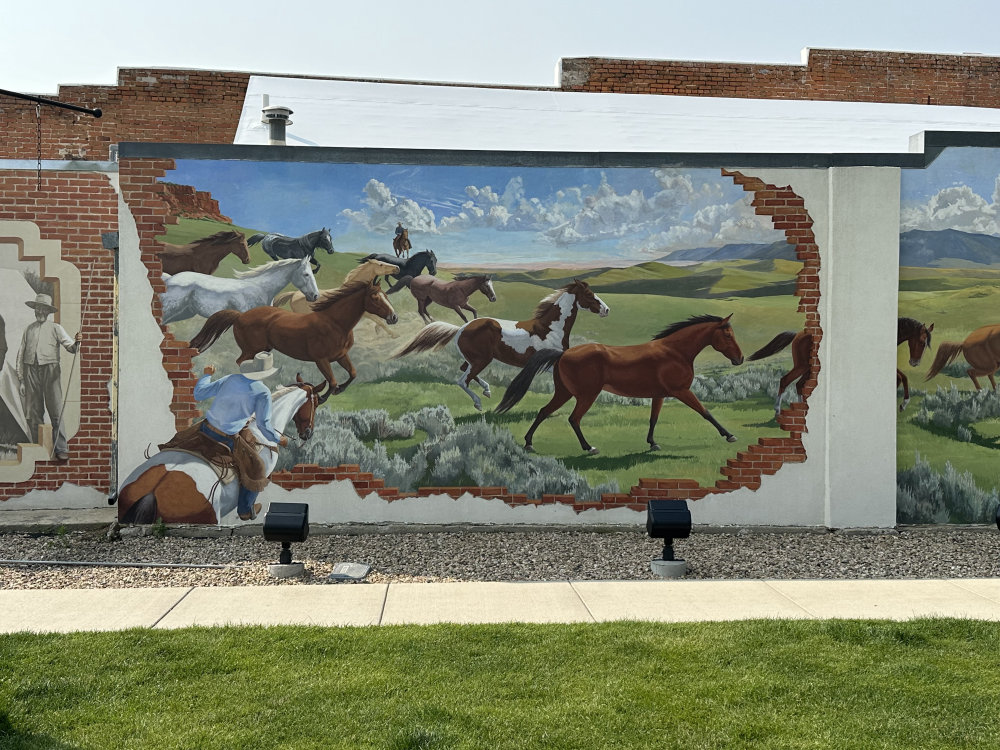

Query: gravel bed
(1, 525), (999, 588)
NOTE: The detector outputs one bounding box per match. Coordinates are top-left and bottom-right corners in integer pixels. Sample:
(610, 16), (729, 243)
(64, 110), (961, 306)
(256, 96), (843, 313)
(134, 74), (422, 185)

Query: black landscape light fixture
(263, 502), (309, 567)
(646, 500), (692, 577)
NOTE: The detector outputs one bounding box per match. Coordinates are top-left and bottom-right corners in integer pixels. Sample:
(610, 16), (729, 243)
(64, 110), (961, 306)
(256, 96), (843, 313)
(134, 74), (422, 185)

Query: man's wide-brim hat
(25, 293), (57, 313)
(239, 351), (279, 380)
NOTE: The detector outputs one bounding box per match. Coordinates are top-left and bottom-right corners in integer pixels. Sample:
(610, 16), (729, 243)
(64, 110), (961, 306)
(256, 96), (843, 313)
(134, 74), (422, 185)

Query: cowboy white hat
(25, 293), (58, 313)
(239, 352), (279, 380)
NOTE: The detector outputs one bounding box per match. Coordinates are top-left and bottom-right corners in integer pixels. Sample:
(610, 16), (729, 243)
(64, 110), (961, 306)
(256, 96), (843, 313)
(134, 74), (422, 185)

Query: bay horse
(272, 258), (402, 337)
(160, 258), (320, 324)
(247, 228), (334, 272)
(393, 280), (610, 411)
(496, 314), (744, 455)
(925, 323), (1000, 391)
(393, 273), (496, 324)
(157, 230), (251, 276)
(750, 317), (933, 413)
(393, 228), (412, 258)
(189, 279), (397, 401)
(114, 376), (321, 524)
(365, 250), (437, 281)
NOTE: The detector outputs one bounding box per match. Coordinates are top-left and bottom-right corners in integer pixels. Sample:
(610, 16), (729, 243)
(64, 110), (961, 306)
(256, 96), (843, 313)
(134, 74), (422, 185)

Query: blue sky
(167, 159), (785, 265)
(5, 0), (999, 94)
(901, 147), (1000, 235)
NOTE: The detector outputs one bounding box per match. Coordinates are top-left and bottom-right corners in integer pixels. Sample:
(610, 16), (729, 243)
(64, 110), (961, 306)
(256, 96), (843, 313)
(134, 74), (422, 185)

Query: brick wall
(560, 48), (1000, 107)
(0, 170), (118, 500)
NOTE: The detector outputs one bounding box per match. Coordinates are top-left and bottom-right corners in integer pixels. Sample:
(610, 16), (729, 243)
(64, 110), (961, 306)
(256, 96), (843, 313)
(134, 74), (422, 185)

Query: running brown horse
(393, 273), (496, 323)
(189, 279), (398, 401)
(393, 279), (610, 411)
(496, 314), (744, 455)
(925, 323), (1000, 391)
(158, 230), (251, 276)
(393, 228), (412, 258)
(750, 316), (933, 414)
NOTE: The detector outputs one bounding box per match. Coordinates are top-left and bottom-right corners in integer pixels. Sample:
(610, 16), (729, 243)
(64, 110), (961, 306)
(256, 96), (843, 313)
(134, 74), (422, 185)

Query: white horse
(159, 257), (320, 324)
(114, 380), (319, 524)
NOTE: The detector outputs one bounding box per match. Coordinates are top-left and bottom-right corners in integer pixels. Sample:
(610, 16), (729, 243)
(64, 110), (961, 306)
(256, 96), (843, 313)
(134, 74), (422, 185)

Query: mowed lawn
(2, 619), (1000, 749)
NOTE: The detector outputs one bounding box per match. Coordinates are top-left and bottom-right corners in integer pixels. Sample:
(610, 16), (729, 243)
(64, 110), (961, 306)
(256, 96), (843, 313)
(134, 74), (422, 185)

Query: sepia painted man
(16, 293), (80, 461)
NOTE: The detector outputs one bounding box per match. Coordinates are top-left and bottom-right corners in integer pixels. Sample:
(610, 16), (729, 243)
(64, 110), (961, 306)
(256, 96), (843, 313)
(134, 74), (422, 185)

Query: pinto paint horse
(925, 323), (1000, 391)
(394, 273), (496, 324)
(157, 230), (251, 276)
(392, 279), (609, 411)
(496, 314), (744, 455)
(190, 279), (398, 401)
(114, 377), (321, 524)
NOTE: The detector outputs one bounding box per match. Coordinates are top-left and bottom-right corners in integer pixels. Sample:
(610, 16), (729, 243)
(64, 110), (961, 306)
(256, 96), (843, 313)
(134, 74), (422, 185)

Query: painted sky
(901, 147), (1000, 235)
(166, 160), (784, 265)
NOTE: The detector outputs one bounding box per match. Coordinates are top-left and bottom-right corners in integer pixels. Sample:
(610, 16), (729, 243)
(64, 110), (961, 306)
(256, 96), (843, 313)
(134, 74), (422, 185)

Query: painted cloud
(901, 178), (1000, 236)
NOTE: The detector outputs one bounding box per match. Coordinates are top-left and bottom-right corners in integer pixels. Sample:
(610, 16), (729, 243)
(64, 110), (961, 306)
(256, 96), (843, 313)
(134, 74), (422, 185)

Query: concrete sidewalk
(2, 579), (1000, 633)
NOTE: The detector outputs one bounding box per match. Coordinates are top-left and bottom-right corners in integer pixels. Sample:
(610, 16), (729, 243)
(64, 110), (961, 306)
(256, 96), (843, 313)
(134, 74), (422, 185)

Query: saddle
(158, 420), (272, 492)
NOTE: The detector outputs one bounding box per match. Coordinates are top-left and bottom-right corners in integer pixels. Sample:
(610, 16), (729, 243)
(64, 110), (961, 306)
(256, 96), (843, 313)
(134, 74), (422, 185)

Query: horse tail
(925, 341), (964, 382)
(189, 309), (240, 352)
(747, 331), (798, 361)
(246, 233), (266, 247)
(385, 275), (414, 295)
(496, 348), (563, 414)
(272, 290), (295, 309)
(391, 322), (459, 359)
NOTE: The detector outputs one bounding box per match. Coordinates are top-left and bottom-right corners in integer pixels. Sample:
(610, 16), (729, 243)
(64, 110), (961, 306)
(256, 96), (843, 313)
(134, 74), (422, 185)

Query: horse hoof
(587, 447), (600, 456)
(524, 444), (535, 453)
(649, 443), (661, 452)
(726, 435), (737, 443)
(474, 402), (483, 412)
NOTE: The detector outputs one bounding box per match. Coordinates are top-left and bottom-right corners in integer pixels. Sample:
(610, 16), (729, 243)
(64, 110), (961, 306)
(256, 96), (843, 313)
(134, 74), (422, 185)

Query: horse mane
(898, 316), (929, 343)
(531, 281), (582, 320)
(311, 280), (372, 311)
(653, 314), (727, 341)
(232, 257), (304, 279)
(453, 272), (490, 281)
(187, 230), (240, 247)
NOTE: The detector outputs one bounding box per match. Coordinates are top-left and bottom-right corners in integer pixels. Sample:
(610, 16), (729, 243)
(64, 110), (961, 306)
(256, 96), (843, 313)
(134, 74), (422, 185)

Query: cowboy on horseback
(392, 222), (411, 259)
(157, 352), (288, 521)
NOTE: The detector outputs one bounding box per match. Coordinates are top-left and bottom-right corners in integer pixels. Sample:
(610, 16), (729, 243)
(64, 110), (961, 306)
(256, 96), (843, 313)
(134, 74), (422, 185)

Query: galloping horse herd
(156, 227), (1000, 460)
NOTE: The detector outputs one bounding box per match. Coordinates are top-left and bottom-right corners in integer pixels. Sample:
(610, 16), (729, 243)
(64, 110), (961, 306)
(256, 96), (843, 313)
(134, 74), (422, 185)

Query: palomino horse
(750, 317), (933, 413)
(393, 280), (610, 411)
(393, 228), (412, 258)
(926, 323), (1000, 391)
(157, 230), (251, 276)
(496, 314), (744, 455)
(365, 250), (437, 281)
(160, 258), (320, 324)
(247, 228), (334, 272)
(391, 273), (496, 324)
(114, 377), (321, 524)
(190, 280), (397, 401)
(272, 258), (402, 337)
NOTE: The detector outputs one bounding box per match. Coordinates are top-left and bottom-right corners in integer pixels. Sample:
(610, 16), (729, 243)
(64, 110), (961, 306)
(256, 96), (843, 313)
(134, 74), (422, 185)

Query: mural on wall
(0, 223), (83, 481)
(117, 161), (817, 524)
(897, 146), (1000, 524)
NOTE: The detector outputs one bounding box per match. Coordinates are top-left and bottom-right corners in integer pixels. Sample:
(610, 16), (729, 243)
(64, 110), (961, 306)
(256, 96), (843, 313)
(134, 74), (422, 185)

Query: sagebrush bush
(897, 452), (999, 524)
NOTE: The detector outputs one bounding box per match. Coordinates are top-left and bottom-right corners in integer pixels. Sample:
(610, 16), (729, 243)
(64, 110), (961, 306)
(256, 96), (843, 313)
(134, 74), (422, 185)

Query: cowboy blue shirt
(194, 373), (282, 443)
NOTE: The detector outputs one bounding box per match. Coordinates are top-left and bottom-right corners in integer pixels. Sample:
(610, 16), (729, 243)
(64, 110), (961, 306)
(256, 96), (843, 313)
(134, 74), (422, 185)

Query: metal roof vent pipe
(261, 104), (293, 145)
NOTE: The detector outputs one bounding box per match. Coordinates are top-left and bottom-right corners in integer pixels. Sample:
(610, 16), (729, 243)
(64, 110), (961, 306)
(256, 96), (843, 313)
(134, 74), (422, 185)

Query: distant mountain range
(899, 229), (1000, 267)
(656, 229), (1000, 268)
(658, 240), (796, 264)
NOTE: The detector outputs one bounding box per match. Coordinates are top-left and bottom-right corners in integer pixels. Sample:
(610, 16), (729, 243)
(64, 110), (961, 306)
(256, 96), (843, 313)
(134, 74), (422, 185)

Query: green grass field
(2, 620), (1000, 749)
(159, 218), (803, 492)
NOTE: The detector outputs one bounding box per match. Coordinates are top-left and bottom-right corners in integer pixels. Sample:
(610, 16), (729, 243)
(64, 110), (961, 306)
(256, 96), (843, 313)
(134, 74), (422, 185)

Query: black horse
(247, 228), (334, 272)
(364, 250), (438, 290)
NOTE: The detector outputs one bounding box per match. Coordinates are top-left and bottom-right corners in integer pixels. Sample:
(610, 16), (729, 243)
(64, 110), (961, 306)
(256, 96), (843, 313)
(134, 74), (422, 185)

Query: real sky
(5, 0), (999, 95)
